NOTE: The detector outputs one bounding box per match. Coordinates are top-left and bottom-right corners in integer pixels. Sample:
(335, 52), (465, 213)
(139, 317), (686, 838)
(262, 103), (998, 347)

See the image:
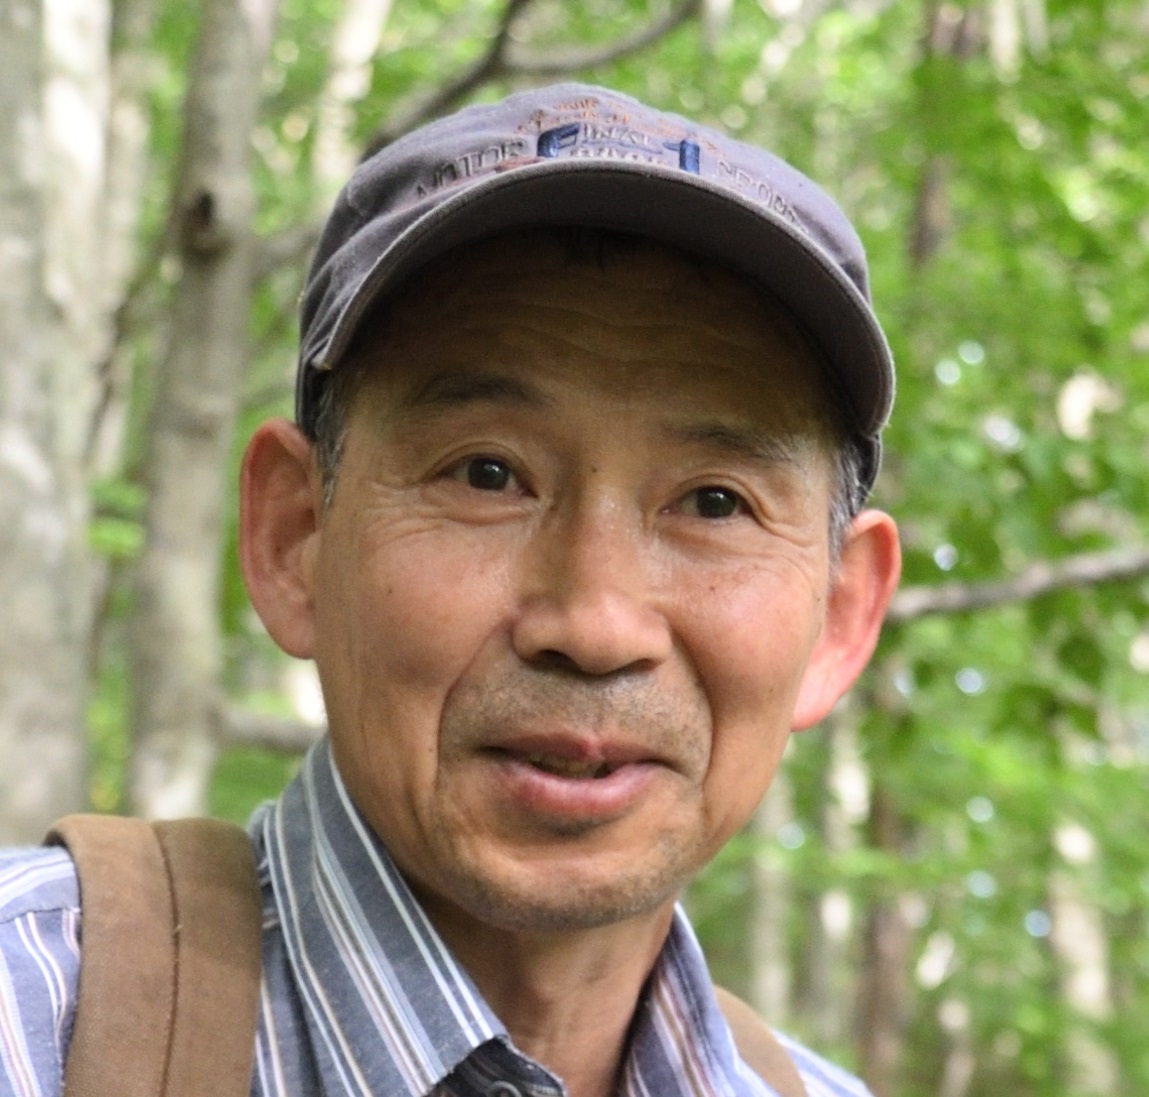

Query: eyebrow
(398, 369), (552, 415)
(665, 422), (799, 467)
(391, 371), (801, 468)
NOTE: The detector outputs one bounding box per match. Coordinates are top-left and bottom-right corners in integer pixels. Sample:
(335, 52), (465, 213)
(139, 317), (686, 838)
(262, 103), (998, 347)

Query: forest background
(1, 0), (1147, 1095)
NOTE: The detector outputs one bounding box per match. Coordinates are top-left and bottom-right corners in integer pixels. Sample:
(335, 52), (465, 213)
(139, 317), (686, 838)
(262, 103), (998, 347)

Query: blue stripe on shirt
(0, 847), (79, 1097)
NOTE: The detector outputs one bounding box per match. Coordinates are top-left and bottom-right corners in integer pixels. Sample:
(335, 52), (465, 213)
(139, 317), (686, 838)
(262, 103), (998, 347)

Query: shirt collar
(259, 740), (764, 1097)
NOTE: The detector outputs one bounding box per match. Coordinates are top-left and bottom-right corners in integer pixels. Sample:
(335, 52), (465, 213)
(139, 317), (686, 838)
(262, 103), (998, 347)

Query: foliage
(79, 1), (1149, 1094)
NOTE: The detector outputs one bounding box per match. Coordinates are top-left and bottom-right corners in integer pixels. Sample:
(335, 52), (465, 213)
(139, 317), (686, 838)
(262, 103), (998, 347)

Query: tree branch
(887, 545), (1149, 623)
(222, 705), (324, 753)
(367, 0), (700, 154)
(249, 0), (704, 283)
(367, 0), (539, 153)
(265, 0), (542, 266)
(504, 0), (701, 76)
(252, 220), (324, 282)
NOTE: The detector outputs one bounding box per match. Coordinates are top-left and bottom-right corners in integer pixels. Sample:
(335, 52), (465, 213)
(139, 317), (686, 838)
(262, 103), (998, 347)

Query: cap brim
(312, 157), (893, 442)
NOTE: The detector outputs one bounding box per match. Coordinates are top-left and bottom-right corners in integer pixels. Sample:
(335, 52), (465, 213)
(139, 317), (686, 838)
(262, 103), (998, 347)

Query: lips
(477, 736), (667, 824)
(487, 734), (656, 776)
(523, 752), (615, 779)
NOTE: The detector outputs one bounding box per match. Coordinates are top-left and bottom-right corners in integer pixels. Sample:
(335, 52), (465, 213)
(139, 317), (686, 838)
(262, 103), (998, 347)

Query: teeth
(525, 753), (611, 779)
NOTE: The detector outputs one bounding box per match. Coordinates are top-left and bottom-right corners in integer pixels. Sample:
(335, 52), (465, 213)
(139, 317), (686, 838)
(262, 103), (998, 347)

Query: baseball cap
(297, 82), (895, 494)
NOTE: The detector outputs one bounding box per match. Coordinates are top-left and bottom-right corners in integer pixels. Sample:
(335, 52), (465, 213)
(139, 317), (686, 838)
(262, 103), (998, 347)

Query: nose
(511, 501), (673, 677)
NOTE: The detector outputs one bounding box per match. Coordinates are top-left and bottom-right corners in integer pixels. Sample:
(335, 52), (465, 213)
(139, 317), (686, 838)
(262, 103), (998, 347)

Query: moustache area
(438, 665), (712, 777)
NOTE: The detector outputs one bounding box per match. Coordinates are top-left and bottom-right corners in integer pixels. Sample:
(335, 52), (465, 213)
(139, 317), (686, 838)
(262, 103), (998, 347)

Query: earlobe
(792, 509), (901, 730)
(239, 418), (324, 659)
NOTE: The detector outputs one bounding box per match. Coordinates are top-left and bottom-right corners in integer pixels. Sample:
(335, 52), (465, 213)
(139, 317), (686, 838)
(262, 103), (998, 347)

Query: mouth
(522, 752), (617, 780)
(481, 740), (665, 824)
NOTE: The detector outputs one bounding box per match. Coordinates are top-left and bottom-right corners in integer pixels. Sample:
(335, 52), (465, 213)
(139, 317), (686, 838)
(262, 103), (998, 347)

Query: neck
(430, 905), (677, 1097)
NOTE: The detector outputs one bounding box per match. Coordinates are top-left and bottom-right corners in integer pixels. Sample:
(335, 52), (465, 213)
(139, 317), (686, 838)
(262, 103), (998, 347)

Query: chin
(425, 857), (690, 936)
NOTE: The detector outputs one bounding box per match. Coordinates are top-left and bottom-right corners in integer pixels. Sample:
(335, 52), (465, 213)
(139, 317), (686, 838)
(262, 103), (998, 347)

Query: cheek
(315, 524), (516, 720)
(681, 570), (824, 842)
(314, 527), (518, 842)
(685, 565), (824, 713)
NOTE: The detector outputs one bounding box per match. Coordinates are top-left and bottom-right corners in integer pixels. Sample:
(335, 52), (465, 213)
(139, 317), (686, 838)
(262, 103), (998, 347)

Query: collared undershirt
(0, 741), (871, 1097)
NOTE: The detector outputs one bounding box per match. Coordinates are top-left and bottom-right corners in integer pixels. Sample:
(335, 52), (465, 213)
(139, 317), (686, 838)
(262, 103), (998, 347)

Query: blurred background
(1, 1), (1147, 1094)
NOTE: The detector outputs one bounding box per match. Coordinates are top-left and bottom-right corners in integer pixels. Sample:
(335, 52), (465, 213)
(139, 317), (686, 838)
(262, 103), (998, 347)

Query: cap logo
(536, 121), (701, 175)
(528, 109), (802, 233)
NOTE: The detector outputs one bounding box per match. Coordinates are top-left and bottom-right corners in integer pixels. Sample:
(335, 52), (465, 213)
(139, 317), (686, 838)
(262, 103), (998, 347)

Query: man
(1, 84), (900, 1097)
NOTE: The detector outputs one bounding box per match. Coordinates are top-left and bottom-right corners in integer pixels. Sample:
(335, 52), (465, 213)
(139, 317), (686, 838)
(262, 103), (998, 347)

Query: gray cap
(298, 82), (894, 494)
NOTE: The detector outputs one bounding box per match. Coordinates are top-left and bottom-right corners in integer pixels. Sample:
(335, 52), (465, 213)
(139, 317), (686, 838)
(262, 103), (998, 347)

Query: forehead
(342, 228), (839, 437)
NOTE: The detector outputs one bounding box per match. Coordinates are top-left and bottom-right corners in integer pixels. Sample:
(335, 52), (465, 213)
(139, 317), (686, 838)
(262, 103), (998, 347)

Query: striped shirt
(0, 741), (872, 1097)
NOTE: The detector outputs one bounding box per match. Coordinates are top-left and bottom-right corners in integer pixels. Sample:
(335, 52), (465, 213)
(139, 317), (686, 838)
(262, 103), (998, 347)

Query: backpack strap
(713, 986), (809, 1097)
(46, 815), (263, 1097)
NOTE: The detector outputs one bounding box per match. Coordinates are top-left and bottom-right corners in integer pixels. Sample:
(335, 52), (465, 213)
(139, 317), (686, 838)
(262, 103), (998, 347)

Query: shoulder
(0, 845), (79, 923)
(715, 986), (872, 1097)
(0, 843), (81, 985)
(773, 1031), (874, 1097)
(0, 845), (79, 1097)
(658, 912), (872, 1097)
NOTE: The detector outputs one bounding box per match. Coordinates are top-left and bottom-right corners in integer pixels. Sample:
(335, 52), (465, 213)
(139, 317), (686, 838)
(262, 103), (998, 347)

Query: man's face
(308, 234), (849, 938)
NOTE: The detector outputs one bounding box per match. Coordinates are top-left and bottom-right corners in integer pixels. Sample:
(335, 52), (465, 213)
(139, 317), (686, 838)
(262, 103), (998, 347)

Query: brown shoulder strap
(151, 819), (264, 1097)
(47, 816), (176, 1097)
(46, 815), (263, 1097)
(713, 986), (809, 1097)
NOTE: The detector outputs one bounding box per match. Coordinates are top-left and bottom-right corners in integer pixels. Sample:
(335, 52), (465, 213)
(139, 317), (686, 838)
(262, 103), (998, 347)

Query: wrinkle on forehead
(386, 241), (817, 363)
(403, 369), (554, 414)
(346, 228), (841, 451)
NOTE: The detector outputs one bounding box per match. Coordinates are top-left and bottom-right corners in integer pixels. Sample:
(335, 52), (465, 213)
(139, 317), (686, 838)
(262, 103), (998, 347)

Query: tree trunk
(796, 707), (866, 1048)
(130, 0), (277, 819)
(313, 0), (394, 194)
(1048, 822), (1118, 1096)
(856, 781), (912, 1097)
(908, 3), (980, 270)
(83, 0), (161, 706)
(748, 772), (794, 1025)
(936, 998), (975, 1097)
(85, 0), (161, 480)
(0, 0), (110, 841)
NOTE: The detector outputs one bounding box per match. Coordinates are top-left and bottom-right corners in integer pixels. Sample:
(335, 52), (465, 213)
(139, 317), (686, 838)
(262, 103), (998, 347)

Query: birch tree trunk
(313, 0), (394, 194)
(86, 0), (160, 479)
(130, 0), (278, 819)
(856, 781), (913, 1097)
(1049, 822), (1119, 1096)
(0, 0), (109, 841)
(748, 773), (793, 1024)
(797, 707), (867, 1048)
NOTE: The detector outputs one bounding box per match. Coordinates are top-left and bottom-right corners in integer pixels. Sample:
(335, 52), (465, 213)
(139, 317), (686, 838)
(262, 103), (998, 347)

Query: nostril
(535, 649), (582, 673)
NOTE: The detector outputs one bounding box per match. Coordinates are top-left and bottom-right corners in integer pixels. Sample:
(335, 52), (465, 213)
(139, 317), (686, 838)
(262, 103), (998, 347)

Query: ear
(792, 508), (901, 730)
(239, 418), (324, 659)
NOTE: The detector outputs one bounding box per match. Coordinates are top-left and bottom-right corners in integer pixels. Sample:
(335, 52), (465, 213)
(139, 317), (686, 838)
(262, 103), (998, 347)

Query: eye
(451, 456), (516, 492)
(679, 485), (747, 519)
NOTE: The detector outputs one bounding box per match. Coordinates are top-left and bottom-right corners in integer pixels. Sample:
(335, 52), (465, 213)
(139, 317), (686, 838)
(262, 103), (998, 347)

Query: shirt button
(485, 1083), (523, 1097)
